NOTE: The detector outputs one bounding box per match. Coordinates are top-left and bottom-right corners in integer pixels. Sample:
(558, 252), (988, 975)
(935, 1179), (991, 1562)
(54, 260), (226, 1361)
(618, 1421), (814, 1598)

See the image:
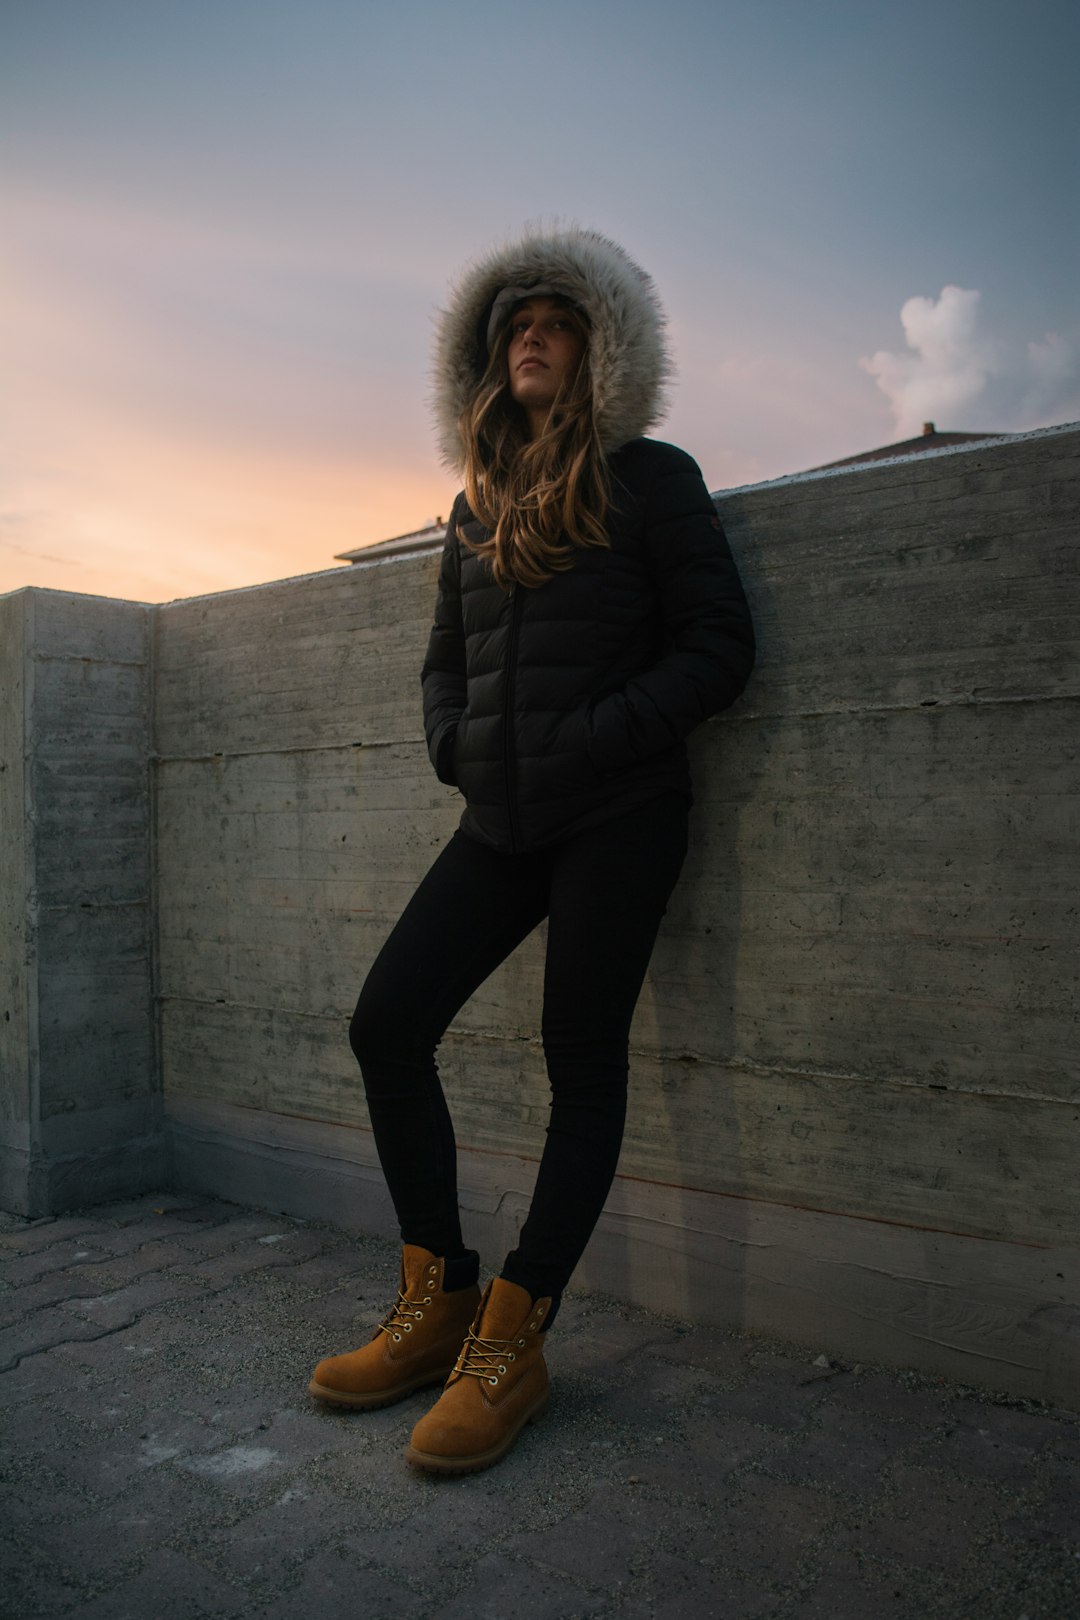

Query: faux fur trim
(431, 225), (672, 473)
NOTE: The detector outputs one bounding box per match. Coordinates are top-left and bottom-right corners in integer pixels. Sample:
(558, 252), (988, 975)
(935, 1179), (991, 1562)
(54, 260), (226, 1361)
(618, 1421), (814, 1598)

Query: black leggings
(349, 791), (689, 1309)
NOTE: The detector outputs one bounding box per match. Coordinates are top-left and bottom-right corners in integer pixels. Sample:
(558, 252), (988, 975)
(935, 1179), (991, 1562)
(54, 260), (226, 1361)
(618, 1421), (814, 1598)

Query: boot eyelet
(393, 1332), (402, 1342)
(508, 1352), (516, 1361)
(402, 1322), (413, 1332)
(414, 1310), (424, 1320)
(518, 1338), (525, 1347)
(488, 1376), (499, 1386)
(423, 1297), (432, 1305)
(498, 1364), (506, 1374)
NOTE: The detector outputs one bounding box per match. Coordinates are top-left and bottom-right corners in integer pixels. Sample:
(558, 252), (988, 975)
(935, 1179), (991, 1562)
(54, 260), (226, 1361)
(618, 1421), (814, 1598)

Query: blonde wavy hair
(457, 300), (610, 589)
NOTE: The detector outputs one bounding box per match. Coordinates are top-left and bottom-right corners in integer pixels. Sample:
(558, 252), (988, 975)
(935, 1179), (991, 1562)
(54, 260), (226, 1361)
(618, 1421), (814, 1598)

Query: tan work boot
(308, 1244), (481, 1411)
(405, 1277), (551, 1474)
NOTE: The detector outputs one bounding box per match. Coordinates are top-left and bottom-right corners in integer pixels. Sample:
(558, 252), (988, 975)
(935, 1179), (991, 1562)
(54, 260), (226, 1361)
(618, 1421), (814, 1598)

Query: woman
(309, 226), (755, 1474)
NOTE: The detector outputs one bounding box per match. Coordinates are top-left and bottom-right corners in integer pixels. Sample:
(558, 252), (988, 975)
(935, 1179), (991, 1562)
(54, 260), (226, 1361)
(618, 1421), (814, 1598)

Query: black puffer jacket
(421, 436), (754, 853)
(421, 227), (755, 853)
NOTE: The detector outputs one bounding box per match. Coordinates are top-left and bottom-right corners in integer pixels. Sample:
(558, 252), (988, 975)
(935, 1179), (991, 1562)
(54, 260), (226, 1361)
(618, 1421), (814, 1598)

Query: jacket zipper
(503, 582), (522, 852)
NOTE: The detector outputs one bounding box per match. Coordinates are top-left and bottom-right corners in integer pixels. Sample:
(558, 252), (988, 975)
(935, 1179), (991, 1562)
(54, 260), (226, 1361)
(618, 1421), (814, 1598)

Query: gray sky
(3, 0), (1077, 600)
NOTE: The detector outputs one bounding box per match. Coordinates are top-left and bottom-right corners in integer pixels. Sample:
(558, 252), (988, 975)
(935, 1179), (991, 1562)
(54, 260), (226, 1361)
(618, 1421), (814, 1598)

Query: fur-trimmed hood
(431, 225), (671, 474)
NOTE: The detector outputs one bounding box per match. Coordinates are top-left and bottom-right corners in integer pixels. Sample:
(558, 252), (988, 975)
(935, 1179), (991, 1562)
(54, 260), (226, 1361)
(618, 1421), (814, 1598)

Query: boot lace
(377, 1287), (433, 1344)
(452, 1326), (524, 1387)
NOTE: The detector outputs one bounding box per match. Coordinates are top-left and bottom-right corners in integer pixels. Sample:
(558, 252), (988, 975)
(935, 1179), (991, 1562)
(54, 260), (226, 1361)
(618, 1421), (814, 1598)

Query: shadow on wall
(589, 512), (775, 1332)
(603, 725), (752, 1328)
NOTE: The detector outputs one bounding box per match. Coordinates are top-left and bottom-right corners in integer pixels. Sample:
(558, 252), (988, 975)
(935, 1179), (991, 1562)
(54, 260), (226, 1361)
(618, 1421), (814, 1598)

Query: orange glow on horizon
(0, 426), (456, 605)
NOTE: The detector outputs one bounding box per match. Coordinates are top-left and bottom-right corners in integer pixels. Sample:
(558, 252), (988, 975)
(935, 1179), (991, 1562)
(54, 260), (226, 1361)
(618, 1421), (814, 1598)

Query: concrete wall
(0, 590), (163, 1215)
(3, 424), (1077, 1404)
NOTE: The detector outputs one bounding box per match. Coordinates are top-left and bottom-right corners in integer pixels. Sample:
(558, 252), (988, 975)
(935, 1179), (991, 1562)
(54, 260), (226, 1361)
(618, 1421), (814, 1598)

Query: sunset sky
(3, 0), (1078, 604)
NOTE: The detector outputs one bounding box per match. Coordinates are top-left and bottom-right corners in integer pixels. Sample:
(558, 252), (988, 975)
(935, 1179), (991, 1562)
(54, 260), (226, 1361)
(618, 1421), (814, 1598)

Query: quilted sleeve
(420, 502), (468, 785)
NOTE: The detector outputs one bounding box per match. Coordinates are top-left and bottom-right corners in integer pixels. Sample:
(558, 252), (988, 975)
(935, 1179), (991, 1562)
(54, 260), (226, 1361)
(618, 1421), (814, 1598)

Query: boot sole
(404, 1391), (550, 1475)
(308, 1364), (453, 1411)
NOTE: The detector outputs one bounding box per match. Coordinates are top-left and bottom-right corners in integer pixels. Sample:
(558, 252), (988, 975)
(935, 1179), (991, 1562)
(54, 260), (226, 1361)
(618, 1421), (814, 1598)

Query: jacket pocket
(580, 693), (634, 777)
(559, 707), (604, 787)
(434, 719), (460, 786)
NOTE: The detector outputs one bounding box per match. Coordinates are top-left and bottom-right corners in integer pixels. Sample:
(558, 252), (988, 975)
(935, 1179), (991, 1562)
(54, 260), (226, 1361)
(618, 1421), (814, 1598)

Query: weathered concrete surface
(0, 591), (163, 1215)
(2, 1193), (1079, 1620)
(3, 426), (1078, 1406)
(157, 425), (1080, 1406)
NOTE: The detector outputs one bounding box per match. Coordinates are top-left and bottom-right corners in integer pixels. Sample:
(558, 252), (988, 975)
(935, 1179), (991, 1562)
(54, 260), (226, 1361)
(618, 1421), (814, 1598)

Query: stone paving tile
(251, 1228), (343, 1263)
(613, 1419), (777, 1495)
(914, 1402), (1070, 1486)
(16, 1471), (213, 1589)
(963, 1554), (1080, 1620)
(698, 1367), (833, 1433)
(548, 1307), (683, 1372)
(0, 1267), (110, 1330)
(684, 1408), (790, 1462)
(0, 1466), (97, 1535)
(196, 1481), (379, 1586)
(791, 1556), (932, 1620)
(0, 1305), (116, 1373)
(86, 1213), (228, 1255)
(611, 1552), (784, 1620)
(48, 1409), (231, 1497)
(833, 1464), (1009, 1573)
(71, 1240), (203, 1286)
(1, 1386), (101, 1456)
(169, 1199), (240, 1225)
(0, 1533), (86, 1620)
(676, 1475), (835, 1583)
(60, 1273), (205, 1332)
(175, 1246), (301, 1290)
(47, 1309), (197, 1370)
(171, 1330), (302, 1389)
(60, 1547), (248, 1620)
(590, 1356), (714, 1425)
(51, 1382), (149, 1431)
(427, 1551), (606, 1619)
(1032, 1455), (1080, 1548)
(0, 1217), (107, 1258)
(825, 1368), (956, 1428)
(167, 1216), (308, 1257)
(271, 1248), (382, 1293)
(640, 1326), (759, 1384)
(754, 1403), (921, 1494)
(0, 1239), (112, 1287)
(0, 1343), (97, 1408)
(507, 1483), (665, 1589)
(172, 1407), (362, 1497)
(309, 1450), (435, 1533)
(169, 1441), (288, 1494)
(176, 1286), (259, 1325)
(286, 1288), (381, 1339)
(168, 1388), (283, 1436)
(343, 1474), (513, 1572)
(255, 1549), (426, 1620)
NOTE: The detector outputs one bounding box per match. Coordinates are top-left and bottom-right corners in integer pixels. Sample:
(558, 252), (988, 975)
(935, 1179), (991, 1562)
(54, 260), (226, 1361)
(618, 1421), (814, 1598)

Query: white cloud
(861, 286), (1080, 438)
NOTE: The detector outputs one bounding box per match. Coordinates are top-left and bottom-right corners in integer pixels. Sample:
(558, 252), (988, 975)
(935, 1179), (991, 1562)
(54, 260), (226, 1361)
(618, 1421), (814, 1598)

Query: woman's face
(505, 297), (586, 434)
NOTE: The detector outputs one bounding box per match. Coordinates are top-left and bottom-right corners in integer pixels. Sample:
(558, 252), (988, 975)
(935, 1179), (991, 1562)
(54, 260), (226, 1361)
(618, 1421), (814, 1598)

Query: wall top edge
(155, 561), (376, 614)
(6, 422), (1075, 617)
(0, 586), (155, 610)
(712, 419), (1080, 501)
